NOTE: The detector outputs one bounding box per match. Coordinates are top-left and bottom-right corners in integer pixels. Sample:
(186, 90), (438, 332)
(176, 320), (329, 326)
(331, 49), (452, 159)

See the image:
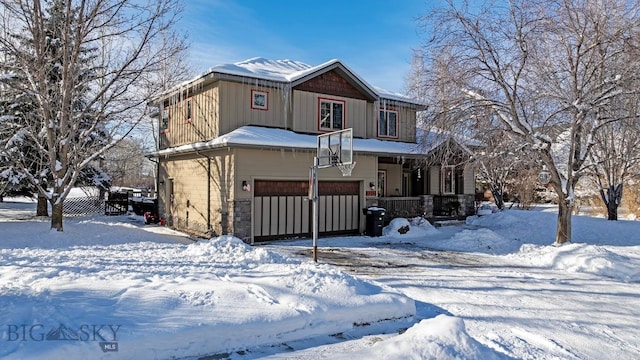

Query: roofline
(150, 58), (426, 107)
(147, 141), (426, 159)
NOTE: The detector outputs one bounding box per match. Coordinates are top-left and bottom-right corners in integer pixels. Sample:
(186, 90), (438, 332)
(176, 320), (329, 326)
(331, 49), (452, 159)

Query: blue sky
(178, 0), (436, 93)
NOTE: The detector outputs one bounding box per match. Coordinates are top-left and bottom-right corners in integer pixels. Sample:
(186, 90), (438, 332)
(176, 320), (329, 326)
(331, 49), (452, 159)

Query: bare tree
(588, 114), (640, 220)
(416, 0), (640, 244)
(101, 138), (147, 187)
(0, 0), (186, 231)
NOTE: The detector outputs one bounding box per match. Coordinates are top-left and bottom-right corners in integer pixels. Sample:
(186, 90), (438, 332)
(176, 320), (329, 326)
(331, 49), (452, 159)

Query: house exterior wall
(158, 151), (235, 237)
(370, 105), (417, 143)
(428, 166), (440, 195)
(160, 83), (220, 149)
(292, 90), (368, 136)
(159, 76), (418, 149)
(234, 148), (378, 199)
(378, 163), (403, 197)
(219, 81), (289, 135)
(464, 165), (475, 195)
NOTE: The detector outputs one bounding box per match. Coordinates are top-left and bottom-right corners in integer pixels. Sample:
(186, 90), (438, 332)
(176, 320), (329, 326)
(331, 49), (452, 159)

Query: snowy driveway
(266, 225), (640, 360)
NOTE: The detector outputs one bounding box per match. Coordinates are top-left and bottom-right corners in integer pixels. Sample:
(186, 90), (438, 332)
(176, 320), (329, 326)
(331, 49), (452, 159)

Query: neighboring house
(148, 57), (475, 242)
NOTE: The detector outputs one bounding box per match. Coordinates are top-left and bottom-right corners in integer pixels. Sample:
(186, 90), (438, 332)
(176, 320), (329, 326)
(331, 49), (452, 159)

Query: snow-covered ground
(1, 198), (639, 359)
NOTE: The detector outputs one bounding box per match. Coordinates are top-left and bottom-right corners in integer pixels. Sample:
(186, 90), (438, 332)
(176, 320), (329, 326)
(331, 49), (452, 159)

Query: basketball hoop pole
(312, 157), (319, 263)
(312, 128), (353, 263)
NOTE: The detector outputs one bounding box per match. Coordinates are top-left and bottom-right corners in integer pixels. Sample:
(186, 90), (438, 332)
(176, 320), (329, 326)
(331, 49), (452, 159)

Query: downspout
(207, 156), (211, 233)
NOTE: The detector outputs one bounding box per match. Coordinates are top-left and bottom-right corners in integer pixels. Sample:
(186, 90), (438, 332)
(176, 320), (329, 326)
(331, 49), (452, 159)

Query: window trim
(378, 109), (399, 138)
(160, 107), (170, 133)
(318, 97), (345, 131)
(251, 89), (269, 110)
(185, 98), (193, 123)
(442, 165), (455, 194)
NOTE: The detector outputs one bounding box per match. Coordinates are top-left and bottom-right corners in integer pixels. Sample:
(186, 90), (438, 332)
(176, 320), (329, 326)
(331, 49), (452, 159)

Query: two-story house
(149, 57), (475, 242)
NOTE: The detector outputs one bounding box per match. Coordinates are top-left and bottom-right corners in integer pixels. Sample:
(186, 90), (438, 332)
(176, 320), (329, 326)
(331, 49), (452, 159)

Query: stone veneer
(231, 199), (252, 243)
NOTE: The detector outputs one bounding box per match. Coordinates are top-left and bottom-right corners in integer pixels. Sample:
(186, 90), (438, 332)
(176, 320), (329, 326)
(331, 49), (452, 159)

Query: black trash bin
(364, 207), (386, 237)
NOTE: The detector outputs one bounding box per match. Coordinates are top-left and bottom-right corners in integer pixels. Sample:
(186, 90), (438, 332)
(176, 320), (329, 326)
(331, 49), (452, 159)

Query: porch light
(369, 182), (375, 190)
(242, 180), (251, 191)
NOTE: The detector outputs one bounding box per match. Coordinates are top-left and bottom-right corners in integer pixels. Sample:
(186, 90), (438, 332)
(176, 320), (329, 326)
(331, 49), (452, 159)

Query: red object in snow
(144, 211), (160, 225)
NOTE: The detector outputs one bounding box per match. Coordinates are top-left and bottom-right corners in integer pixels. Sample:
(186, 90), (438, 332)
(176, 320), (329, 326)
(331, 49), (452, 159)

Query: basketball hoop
(337, 162), (356, 177)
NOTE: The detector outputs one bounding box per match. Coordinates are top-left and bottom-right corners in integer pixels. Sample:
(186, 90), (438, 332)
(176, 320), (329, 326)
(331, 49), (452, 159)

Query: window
(161, 108), (169, 132)
(185, 98), (192, 122)
(377, 170), (387, 197)
(251, 90), (268, 110)
(319, 98), (344, 130)
(442, 166), (455, 194)
(378, 110), (398, 137)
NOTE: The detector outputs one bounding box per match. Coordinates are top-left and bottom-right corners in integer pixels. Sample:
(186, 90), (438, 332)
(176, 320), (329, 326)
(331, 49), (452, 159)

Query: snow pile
(383, 217), (439, 238)
(513, 243), (640, 282)
(341, 315), (503, 360)
(445, 228), (523, 255)
(464, 209), (640, 281)
(181, 235), (286, 267)
(0, 213), (414, 359)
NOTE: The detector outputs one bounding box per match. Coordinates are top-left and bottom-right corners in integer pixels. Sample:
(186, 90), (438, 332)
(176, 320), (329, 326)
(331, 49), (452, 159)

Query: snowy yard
(1, 198), (639, 359)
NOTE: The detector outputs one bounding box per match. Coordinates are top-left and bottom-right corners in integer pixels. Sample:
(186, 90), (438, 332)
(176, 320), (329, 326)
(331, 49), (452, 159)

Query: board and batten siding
(369, 105), (417, 143)
(398, 107), (417, 143)
(428, 166), (440, 195)
(292, 90), (367, 136)
(219, 81), (289, 135)
(463, 165), (475, 195)
(161, 83), (220, 148)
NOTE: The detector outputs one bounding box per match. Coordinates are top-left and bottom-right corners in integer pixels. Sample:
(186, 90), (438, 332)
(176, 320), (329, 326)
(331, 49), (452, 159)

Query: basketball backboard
(317, 128), (353, 168)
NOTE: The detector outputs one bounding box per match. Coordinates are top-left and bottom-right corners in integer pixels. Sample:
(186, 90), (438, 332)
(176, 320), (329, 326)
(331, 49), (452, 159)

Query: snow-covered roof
(206, 57), (314, 83)
(160, 57), (424, 106)
(149, 126), (437, 158)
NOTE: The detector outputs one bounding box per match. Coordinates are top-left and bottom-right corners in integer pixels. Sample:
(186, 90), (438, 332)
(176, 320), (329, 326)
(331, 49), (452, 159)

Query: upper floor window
(161, 108), (169, 132)
(185, 98), (192, 122)
(252, 90), (268, 110)
(378, 109), (398, 137)
(319, 98), (344, 130)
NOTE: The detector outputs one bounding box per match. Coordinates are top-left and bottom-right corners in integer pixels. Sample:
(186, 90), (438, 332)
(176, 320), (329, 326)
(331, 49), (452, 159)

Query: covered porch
(368, 156), (476, 222)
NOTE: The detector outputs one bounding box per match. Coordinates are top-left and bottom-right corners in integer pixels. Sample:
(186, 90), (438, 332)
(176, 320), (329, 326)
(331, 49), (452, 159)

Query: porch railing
(433, 195), (461, 217)
(374, 194), (473, 221)
(377, 197), (423, 219)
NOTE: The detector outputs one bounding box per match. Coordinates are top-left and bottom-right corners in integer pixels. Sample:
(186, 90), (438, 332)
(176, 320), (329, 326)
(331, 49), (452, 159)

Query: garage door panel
(270, 196), (278, 235)
(319, 196), (327, 233)
(254, 180), (359, 241)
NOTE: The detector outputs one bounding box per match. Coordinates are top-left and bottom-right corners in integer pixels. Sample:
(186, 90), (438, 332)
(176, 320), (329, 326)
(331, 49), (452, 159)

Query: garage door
(253, 180), (360, 241)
